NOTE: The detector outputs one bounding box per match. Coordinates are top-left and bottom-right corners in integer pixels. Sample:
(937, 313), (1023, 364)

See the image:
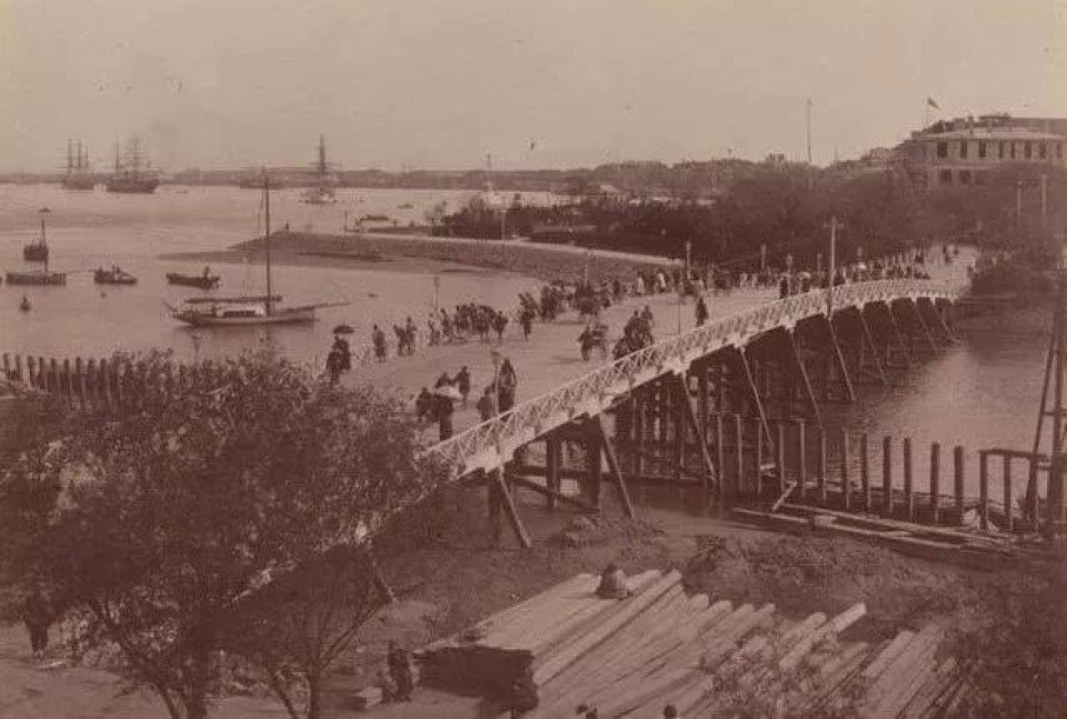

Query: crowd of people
(414, 358), (519, 440)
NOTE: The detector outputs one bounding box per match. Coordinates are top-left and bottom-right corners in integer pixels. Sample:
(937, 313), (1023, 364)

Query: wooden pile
(416, 570), (966, 718)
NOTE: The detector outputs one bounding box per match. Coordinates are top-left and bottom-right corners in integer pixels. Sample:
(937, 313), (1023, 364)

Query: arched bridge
(423, 277), (966, 547)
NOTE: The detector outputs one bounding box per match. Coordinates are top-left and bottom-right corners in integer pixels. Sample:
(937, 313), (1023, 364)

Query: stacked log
(414, 570), (960, 718)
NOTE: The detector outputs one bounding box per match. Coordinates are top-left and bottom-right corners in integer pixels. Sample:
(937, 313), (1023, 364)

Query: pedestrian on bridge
(455, 366), (471, 407)
(695, 295), (709, 327)
(498, 358), (517, 412)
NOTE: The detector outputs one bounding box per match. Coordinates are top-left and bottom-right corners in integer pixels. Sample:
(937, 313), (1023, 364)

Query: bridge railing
(423, 278), (966, 476)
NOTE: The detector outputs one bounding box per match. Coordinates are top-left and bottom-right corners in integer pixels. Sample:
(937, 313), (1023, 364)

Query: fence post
(882, 436), (893, 517)
(979, 451), (989, 531)
(903, 437), (914, 521)
(954, 446), (965, 525)
(930, 442), (941, 524)
(1003, 456), (1014, 534)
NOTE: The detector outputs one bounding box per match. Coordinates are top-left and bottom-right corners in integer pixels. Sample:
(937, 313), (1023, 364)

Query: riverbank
(161, 230), (670, 284)
(0, 484), (1017, 718)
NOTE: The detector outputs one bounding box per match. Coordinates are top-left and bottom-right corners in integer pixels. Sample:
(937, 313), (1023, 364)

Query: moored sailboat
(167, 172), (345, 327)
(9, 209), (66, 286)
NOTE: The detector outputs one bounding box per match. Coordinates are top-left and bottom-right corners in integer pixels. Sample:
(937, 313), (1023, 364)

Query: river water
(0, 184), (546, 366)
(0, 184), (1047, 474)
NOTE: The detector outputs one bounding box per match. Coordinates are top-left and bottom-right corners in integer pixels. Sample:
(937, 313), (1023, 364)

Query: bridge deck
(345, 248), (974, 460)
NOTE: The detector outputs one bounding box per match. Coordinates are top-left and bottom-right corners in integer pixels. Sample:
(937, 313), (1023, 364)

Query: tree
(228, 547), (387, 719)
(4, 351), (440, 719)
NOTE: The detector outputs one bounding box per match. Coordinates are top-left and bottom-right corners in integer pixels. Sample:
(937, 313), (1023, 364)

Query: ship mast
(318, 134), (327, 178)
(114, 142), (121, 175)
(66, 139), (74, 175)
(264, 168), (272, 317)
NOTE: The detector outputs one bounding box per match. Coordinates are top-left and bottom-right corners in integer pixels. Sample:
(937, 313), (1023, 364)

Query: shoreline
(160, 230), (671, 284)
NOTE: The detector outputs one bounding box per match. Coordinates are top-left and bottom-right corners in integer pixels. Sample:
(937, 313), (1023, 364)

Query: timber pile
(415, 570), (965, 717)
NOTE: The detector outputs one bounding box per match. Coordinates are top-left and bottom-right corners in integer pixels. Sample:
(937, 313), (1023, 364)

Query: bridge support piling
(796, 420), (807, 501)
(907, 300), (939, 353)
(738, 347), (773, 450)
(15, 355), (24, 385)
(676, 373), (717, 501)
(861, 433), (871, 511)
(754, 418), (765, 500)
(882, 305), (911, 369)
(816, 428), (827, 505)
(785, 330), (823, 430)
(546, 434), (562, 510)
(733, 414), (744, 501)
(979, 452), (989, 531)
(823, 315), (857, 402)
(632, 392), (645, 477)
(584, 421), (603, 510)
(674, 375), (687, 485)
(841, 431), (851, 511)
(491, 467), (532, 549)
(775, 422), (787, 495)
(697, 361), (709, 445)
(595, 415), (635, 519)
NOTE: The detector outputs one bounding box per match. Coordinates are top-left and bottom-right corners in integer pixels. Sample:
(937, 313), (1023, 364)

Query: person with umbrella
(332, 324), (354, 372)
(434, 381), (460, 440)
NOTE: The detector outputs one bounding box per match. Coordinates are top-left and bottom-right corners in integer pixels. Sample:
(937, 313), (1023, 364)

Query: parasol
(435, 385), (462, 400)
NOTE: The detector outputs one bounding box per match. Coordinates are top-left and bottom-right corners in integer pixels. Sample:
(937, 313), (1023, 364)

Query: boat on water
(7, 270), (66, 286)
(9, 209), (65, 286)
(167, 172), (346, 327)
(94, 266), (138, 285)
(301, 135), (338, 205)
(166, 271), (220, 290)
(105, 137), (160, 194)
(60, 138), (95, 190)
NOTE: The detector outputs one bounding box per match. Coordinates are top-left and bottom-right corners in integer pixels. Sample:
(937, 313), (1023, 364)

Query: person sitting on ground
(595, 562), (629, 600)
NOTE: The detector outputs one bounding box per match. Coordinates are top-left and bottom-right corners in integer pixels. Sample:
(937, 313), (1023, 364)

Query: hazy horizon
(2, 0), (1065, 173)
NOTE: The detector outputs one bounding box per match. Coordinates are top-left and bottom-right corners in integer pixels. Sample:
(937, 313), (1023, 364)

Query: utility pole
(806, 97), (813, 165)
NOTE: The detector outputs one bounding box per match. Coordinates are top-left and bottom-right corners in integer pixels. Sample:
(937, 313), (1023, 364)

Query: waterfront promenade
(343, 249), (974, 447)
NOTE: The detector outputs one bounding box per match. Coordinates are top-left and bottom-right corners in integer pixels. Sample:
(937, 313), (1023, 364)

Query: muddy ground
(0, 484), (1036, 718)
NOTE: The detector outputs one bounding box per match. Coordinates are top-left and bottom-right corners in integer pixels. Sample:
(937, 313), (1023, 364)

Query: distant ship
(302, 134), (338, 205)
(105, 137), (160, 194)
(8, 209), (66, 286)
(60, 138), (95, 190)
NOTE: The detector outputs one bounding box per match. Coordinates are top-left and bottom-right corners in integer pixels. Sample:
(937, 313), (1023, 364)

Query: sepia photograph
(0, 1), (1065, 717)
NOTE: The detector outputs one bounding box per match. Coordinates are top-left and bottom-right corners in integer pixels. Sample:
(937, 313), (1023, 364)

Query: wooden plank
(863, 630), (916, 680)
(531, 569), (682, 686)
(482, 575), (602, 648)
(817, 428), (827, 505)
(507, 475), (596, 513)
(797, 420), (807, 500)
(779, 603), (866, 672)
(979, 452), (989, 531)
(677, 373), (717, 498)
(776, 421), (787, 494)
(1003, 456), (1014, 533)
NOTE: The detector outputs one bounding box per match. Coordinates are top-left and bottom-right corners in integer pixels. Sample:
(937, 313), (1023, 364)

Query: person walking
(455, 366), (471, 407)
(477, 385), (496, 421)
(498, 358), (517, 412)
(695, 295), (709, 327)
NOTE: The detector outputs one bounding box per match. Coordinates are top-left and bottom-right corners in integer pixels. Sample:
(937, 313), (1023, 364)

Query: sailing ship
(23, 208), (49, 262)
(60, 138), (95, 190)
(167, 172), (345, 327)
(105, 137), (160, 194)
(8, 210), (66, 286)
(302, 134), (338, 205)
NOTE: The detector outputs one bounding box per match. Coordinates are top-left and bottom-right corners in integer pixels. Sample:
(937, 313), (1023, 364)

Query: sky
(1, 0), (1065, 172)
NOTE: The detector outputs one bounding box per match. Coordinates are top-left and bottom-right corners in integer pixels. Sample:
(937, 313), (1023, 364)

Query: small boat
(166, 271), (220, 290)
(398, 202), (414, 209)
(7, 270), (66, 286)
(23, 208), (50, 262)
(94, 266), (138, 285)
(18, 296), (30, 312)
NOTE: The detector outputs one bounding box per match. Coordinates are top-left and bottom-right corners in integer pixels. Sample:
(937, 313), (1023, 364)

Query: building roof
(915, 127), (1063, 142)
